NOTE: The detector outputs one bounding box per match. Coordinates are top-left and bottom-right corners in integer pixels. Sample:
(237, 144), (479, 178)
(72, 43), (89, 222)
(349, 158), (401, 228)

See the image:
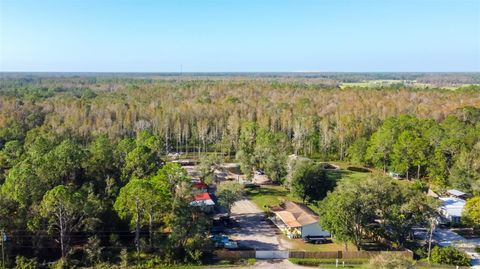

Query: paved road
(228, 199), (284, 250)
(433, 228), (480, 268)
(434, 228), (466, 247)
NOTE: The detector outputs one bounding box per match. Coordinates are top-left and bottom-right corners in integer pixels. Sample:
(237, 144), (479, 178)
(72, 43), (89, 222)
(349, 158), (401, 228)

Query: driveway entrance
(228, 199), (284, 250)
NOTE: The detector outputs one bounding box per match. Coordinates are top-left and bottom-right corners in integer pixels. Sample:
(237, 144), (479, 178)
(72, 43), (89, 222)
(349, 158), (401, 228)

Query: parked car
(303, 235), (328, 244)
(224, 241), (238, 249)
(219, 215), (236, 227)
(210, 234), (229, 248)
(388, 171), (403, 179)
(210, 225), (225, 234)
(210, 234), (238, 249)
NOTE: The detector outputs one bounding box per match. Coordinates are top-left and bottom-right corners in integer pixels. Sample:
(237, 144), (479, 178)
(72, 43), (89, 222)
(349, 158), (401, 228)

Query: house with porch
(270, 201), (330, 239)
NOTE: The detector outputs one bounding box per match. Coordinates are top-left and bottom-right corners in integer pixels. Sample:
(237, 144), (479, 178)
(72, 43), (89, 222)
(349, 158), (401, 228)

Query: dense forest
(0, 74), (479, 267)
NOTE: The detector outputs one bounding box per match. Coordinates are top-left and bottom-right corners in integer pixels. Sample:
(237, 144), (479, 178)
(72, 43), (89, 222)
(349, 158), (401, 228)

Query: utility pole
(427, 218), (437, 264)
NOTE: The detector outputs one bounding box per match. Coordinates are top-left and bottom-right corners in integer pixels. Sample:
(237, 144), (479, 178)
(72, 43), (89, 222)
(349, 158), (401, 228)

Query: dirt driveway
(228, 199), (285, 250)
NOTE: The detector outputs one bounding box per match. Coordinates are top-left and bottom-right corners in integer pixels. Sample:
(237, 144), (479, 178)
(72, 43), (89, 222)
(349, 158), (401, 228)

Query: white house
(190, 192), (215, 212)
(270, 201), (330, 239)
(439, 197), (466, 224)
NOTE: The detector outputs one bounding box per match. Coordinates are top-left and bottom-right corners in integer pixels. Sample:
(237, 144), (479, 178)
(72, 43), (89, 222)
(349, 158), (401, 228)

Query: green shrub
(84, 236), (103, 265)
(93, 262), (117, 269)
(48, 259), (67, 269)
(142, 256), (163, 267)
(14, 256), (39, 269)
(217, 259), (233, 265)
(120, 248), (129, 267)
(414, 247), (428, 259)
(430, 246), (471, 266)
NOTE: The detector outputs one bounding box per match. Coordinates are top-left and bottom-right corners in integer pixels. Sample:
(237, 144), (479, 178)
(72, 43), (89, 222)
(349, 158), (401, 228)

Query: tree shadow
(246, 186), (289, 197)
(237, 239), (282, 250)
(227, 213), (278, 237)
(325, 169), (350, 181)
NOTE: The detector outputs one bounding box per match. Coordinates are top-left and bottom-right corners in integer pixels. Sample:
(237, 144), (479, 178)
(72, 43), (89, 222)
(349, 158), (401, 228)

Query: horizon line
(1, 71), (480, 74)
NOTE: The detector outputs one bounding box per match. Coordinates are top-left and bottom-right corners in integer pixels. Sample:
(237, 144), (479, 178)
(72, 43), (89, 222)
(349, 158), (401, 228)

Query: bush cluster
(430, 246), (471, 266)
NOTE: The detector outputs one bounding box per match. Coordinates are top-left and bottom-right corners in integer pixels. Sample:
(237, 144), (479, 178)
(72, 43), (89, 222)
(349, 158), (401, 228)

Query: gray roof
(446, 189), (466, 197)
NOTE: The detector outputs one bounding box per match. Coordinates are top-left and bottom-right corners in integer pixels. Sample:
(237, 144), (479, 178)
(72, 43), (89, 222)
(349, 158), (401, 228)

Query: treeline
(2, 72), (479, 83)
(0, 78), (479, 188)
(1, 78), (479, 157)
(354, 110), (480, 191)
(233, 107), (480, 192)
(0, 128), (211, 267)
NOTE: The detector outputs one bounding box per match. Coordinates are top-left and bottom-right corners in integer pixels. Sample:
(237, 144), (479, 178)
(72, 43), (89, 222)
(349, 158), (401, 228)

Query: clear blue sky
(1, 0), (479, 72)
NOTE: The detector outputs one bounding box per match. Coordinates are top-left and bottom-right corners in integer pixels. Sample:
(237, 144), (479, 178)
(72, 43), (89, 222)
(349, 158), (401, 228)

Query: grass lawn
(245, 184), (300, 211)
(289, 258), (367, 268)
(320, 265), (362, 268)
(325, 168), (372, 182)
(245, 166), (374, 213)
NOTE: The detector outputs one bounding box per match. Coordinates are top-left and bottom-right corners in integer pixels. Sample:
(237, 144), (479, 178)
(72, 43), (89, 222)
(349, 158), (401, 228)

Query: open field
(340, 80), (480, 90)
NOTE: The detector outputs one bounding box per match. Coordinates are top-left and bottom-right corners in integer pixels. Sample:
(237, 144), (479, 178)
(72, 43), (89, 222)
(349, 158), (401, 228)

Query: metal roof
(190, 192), (215, 206)
(446, 189), (466, 197)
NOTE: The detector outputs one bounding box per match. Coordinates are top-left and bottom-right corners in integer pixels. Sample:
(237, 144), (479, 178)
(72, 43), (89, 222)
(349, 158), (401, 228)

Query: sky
(0, 0), (479, 72)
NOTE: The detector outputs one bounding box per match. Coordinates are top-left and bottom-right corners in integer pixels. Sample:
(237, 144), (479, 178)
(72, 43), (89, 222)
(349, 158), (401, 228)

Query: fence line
(289, 250), (413, 259)
(214, 250), (255, 259)
(215, 249), (413, 260)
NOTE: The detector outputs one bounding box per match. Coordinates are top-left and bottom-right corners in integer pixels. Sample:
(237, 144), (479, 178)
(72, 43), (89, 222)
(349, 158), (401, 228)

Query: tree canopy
(0, 76), (478, 267)
(319, 176), (438, 250)
(290, 162), (335, 204)
(462, 196), (480, 229)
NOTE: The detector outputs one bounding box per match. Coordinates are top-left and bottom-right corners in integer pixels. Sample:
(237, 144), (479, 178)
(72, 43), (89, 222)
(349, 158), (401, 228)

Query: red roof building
(190, 192), (215, 206)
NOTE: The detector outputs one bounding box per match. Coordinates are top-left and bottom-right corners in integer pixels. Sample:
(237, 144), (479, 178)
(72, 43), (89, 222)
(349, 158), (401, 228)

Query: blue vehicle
(210, 234), (238, 249)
